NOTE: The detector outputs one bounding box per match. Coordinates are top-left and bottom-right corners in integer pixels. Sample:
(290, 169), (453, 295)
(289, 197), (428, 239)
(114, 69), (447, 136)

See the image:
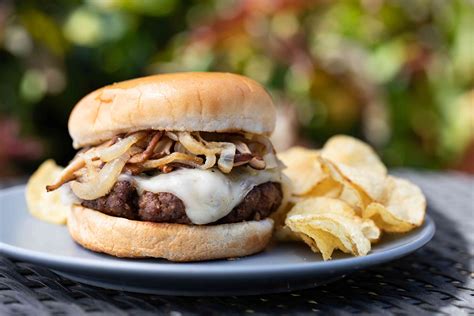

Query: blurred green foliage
(0, 0), (472, 176)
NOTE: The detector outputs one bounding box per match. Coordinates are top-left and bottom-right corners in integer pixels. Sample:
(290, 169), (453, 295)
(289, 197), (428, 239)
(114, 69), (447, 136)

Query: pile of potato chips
(276, 135), (426, 260)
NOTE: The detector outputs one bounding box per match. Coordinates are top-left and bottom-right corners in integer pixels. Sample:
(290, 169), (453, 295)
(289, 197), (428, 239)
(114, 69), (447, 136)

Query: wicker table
(0, 170), (473, 315)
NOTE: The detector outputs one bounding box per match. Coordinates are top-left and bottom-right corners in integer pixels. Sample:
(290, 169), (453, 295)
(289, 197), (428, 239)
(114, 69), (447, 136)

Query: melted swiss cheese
(121, 167), (281, 225)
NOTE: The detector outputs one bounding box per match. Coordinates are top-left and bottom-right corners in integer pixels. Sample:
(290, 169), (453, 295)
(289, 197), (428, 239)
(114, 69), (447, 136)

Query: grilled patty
(81, 181), (282, 225)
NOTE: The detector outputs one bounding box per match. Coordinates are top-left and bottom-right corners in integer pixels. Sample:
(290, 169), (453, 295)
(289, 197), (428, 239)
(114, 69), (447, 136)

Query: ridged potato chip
(318, 157), (370, 211)
(321, 135), (386, 201)
(321, 135), (387, 175)
(332, 163), (385, 201)
(362, 176), (426, 233)
(286, 197), (380, 260)
(277, 147), (326, 195)
(304, 177), (342, 199)
(26, 160), (70, 225)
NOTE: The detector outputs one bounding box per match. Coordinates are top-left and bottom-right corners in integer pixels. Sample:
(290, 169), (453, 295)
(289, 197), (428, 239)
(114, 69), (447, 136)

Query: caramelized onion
(161, 165), (174, 173)
(99, 132), (146, 162)
(196, 133), (239, 172)
(249, 156), (266, 170)
(128, 132), (162, 163)
(142, 152), (203, 169)
(123, 163), (144, 175)
(233, 153), (253, 166)
(154, 138), (174, 155)
(50, 131), (277, 196)
(234, 140), (251, 154)
(216, 142), (236, 173)
(252, 135), (278, 169)
(46, 157), (86, 191)
(173, 142), (188, 154)
(178, 132), (219, 169)
(83, 156), (99, 181)
(165, 131), (178, 141)
(70, 154), (128, 200)
(178, 132), (219, 155)
(201, 153), (217, 169)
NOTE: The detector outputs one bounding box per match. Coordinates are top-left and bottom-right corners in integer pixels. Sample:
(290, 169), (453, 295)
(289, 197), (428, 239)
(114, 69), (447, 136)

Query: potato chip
(321, 136), (386, 201)
(363, 203), (414, 233)
(321, 135), (387, 175)
(333, 163), (385, 201)
(297, 228), (347, 258)
(304, 177), (342, 198)
(287, 197), (380, 242)
(26, 160), (70, 225)
(286, 197), (380, 260)
(359, 218), (382, 242)
(362, 176), (426, 233)
(277, 147), (326, 195)
(288, 195), (354, 218)
(318, 157), (369, 211)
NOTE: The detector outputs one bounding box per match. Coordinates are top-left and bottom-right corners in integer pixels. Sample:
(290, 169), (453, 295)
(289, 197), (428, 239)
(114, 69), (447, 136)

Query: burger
(46, 72), (284, 262)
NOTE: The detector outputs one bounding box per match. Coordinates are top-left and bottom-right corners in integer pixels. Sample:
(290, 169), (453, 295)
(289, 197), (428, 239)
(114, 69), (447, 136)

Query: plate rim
(0, 185), (435, 277)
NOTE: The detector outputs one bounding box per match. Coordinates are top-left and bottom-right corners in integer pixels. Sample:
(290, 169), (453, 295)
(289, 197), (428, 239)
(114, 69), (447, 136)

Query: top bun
(68, 72), (275, 148)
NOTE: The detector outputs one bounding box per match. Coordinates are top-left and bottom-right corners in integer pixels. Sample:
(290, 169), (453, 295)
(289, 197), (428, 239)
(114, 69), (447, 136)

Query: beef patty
(81, 181), (137, 219)
(81, 181), (282, 225)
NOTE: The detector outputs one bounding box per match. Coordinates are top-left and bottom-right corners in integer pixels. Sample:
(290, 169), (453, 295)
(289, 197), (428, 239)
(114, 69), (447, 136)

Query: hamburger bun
(68, 72), (275, 148)
(67, 205), (274, 262)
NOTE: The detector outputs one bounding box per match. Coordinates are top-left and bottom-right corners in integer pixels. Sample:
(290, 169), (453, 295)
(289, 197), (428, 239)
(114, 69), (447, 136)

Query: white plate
(0, 185), (435, 296)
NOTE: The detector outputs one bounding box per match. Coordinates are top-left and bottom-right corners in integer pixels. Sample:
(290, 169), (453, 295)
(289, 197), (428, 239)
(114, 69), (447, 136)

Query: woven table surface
(0, 170), (473, 315)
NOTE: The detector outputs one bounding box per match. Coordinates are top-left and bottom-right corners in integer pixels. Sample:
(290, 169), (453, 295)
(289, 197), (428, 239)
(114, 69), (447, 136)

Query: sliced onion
(165, 131), (178, 141)
(83, 155), (100, 180)
(252, 135), (278, 169)
(234, 140), (251, 154)
(201, 153), (217, 169)
(98, 132), (146, 162)
(80, 146), (105, 161)
(178, 132), (219, 155)
(142, 152), (203, 169)
(154, 138), (174, 155)
(200, 136), (237, 173)
(196, 133), (239, 171)
(123, 163), (144, 175)
(70, 154), (128, 200)
(193, 133), (220, 169)
(178, 132), (219, 169)
(249, 156), (266, 170)
(173, 142), (188, 154)
(216, 142), (235, 173)
(128, 132), (162, 164)
(233, 153), (253, 166)
(46, 156), (86, 191)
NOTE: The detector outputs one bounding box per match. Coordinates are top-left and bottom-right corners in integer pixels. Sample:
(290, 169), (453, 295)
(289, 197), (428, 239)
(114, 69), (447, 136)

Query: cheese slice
(122, 167), (281, 225)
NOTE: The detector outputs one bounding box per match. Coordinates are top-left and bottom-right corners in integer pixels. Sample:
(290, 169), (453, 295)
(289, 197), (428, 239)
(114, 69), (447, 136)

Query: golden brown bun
(67, 205), (274, 262)
(68, 72), (275, 148)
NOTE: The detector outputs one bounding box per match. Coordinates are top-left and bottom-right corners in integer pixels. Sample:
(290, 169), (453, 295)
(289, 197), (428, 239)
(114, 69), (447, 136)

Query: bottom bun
(67, 205), (274, 262)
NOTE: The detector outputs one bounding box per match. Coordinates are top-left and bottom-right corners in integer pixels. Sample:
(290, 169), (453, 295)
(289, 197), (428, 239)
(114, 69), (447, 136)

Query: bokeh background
(0, 0), (473, 178)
